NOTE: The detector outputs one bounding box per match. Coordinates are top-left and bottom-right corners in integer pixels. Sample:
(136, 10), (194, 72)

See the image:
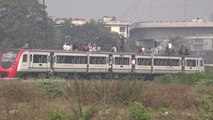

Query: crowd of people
(63, 42), (120, 53)
(136, 42), (190, 56)
(22, 41), (189, 56)
(63, 43), (101, 52)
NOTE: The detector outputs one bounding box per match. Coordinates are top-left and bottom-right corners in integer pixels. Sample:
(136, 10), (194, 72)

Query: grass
(0, 75), (212, 120)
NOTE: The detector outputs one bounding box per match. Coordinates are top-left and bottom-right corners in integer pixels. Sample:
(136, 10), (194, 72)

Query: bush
(153, 73), (212, 85)
(49, 110), (72, 120)
(198, 95), (213, 120)
(110, 80), (144, 105)
(176, 73), (205, 85)
(153, 74), (172, 84)
(36, 79), (64, 100)
(129, 102), (151, 120)
(63, 80), (97, 120)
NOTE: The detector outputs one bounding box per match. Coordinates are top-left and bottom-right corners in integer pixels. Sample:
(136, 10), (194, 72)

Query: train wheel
(105, 74), (113, 79)
(129, 74), (135, 80)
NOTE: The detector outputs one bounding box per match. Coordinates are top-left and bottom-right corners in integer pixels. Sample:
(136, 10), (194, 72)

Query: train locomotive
(0, 49), (205, 79)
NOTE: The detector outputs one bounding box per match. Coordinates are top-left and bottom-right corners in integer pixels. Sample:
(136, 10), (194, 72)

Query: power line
(120, 0), (143, 22)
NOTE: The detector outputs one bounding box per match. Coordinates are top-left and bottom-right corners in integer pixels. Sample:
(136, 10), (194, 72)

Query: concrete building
(71, 18), (87, 26)
(50, 16), (66, 26)
(130, 20), (213, 51)
(101, 16), (132, 38)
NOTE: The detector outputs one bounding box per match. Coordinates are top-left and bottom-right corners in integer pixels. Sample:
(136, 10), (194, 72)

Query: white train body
(0, 49), (205, 79)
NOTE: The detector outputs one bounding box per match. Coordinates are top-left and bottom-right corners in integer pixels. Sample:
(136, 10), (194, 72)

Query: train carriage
(152, 56), (182, 74)
(53, 51), (88, 73)
(0, 49), (205, 79)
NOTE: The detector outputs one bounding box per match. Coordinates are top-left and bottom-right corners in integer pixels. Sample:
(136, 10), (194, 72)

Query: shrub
(176, 73), (205, 85)
(48, 110), (72, 120)
(109, 80), (144, 105)
(129, 102), (151, 120)
(36, 79), (64, 100)
(153, 74), (172, 84)
(198, 95), (213, 120)
(63, 80), (97, 120)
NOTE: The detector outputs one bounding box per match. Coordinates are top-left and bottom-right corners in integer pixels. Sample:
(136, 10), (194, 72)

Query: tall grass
(0, 75), (212, 120)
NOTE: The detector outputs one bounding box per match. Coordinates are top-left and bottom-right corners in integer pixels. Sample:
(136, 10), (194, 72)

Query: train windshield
(1, 51), (18, 68)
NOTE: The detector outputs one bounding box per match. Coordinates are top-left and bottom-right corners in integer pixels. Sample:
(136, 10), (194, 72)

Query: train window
(137, 58), (151, 65)
(75, 56), (80, 64)
(65, 56), (72, 63)
(154, 59), (160, 65)
(90, 56), (106, 64)
(154, 59), (179, 66)
(186, 60), (196, 67)
(164, 59), (168, 66)
(200, 60), (203, 66)
(56, 55), (87, 64)
(115, 57), (129, 65)
(146, 59), (151, 65)
(1, 51), (18, 68)
(22, 54), (27, 62)
(30, 54), (32, 62)
(80, 56), (87, 64)
(171, 59), (179, 66)
(33, 55), (47, 63)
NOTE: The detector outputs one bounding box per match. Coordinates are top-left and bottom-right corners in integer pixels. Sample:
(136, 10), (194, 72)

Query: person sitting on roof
(23, 41), (32, 49)
(63, 43), (72, 51)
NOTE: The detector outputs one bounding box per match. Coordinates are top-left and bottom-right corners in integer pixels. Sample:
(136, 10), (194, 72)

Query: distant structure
(50, 16), (132, 38)
(71, 18), (87, 26)
(50, 16), (66, 26)
(130, 19), (213, 50)
(99, 16), (132, 38)
(130, 19), (213, 63)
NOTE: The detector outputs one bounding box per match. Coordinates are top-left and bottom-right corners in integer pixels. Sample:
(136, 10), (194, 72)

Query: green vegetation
(0, 73), (213, 119)
(0, 0), (133, 51)
(153, 72), (213, 85)
(129, 102), (151, 120)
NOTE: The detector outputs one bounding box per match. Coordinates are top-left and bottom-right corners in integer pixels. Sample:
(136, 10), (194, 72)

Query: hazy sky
(45, 0), (213, 21)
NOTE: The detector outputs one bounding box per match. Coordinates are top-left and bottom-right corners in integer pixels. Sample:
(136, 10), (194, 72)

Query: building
(130, 20), (213, 51)
(71, 18), (87, 26)
(50, 16), (66, 26)
(100, 16), (132, 38)
(50, 16), (132, 38)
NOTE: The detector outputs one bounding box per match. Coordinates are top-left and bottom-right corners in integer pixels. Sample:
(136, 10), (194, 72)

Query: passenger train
(0, 49), (205, 79)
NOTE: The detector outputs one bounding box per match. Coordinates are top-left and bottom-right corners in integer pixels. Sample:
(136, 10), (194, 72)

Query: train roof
(1, 48), (203, 58)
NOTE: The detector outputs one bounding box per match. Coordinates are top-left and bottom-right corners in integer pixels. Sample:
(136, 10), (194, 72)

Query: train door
(16, 50), (30, 72)
(185, 57), (197, 73)
(199, 58), (205, 72)
(20, 52), (30, 70)
(196, 59), (199, 71)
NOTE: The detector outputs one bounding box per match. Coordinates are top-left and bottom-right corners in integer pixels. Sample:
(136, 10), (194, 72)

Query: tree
(59, 21), (122, 51)
(0, 0), (58, 49)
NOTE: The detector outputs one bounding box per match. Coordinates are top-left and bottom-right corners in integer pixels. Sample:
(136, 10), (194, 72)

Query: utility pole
(43, 0), (48, 48)
(184, 0), (188, 22)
